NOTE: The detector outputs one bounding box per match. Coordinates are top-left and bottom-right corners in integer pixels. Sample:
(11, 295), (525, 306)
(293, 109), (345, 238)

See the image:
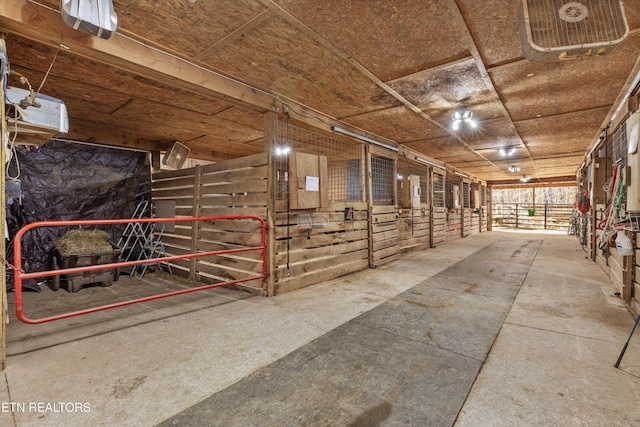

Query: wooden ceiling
(2, 0), (640, 183)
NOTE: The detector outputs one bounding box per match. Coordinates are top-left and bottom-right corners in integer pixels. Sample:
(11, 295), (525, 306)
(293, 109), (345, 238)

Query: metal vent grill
(524, 0), (628, 49)
(611, 121), (627, 166)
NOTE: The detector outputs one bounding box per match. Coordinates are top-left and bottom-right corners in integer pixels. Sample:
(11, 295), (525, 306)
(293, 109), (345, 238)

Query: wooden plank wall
(480, 207), (488, 232)
(446, 211), (462, 241)
(432, 207), (447, 246)
(399, 206), (431, 252)
(371, 205), (400, 266)
(273, 201), (369, 294)
(151, 152), (269, 295)
(462, 210), (471, 237)
(470, 212), (480, 235)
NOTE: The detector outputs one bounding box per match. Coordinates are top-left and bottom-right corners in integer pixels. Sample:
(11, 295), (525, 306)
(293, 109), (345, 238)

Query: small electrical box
(472, 189), (480, 209)
(452, 185), (460, 209)
(402, 175), (421, 209)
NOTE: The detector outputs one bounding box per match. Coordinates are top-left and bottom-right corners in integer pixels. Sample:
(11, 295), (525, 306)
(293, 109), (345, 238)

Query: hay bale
(55, 229), (113, 256)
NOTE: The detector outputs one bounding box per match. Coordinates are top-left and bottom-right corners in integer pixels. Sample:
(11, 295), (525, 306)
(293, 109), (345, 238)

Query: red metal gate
(12, 216), (267, 324)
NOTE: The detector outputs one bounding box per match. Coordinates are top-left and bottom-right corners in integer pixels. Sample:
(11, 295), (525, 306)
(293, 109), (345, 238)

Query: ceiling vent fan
(517, 0), (629, 61)
(162, 142), (190, 170)
(60, 0), (118, 40)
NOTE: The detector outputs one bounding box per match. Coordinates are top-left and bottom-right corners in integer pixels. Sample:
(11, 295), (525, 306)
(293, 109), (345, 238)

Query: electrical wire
(35, 45), (60, 95)
(5, 102), (21, 181)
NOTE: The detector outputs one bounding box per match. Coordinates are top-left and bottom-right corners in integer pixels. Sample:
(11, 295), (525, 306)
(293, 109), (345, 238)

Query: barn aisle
(1, 231), (638, 426)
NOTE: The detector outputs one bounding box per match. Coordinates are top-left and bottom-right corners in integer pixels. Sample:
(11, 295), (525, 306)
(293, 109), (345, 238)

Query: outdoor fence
(492, 204), (574, 231)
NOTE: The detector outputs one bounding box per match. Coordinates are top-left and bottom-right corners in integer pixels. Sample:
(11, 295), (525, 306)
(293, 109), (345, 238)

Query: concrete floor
(1, 231), (639, 426)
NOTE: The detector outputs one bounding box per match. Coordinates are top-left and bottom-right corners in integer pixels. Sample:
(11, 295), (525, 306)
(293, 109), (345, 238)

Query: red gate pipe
(13, 216), (267, 324)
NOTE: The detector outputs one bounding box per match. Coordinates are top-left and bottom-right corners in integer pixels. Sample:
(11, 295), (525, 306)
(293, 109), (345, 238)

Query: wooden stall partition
(445, 171), (462, 241)
(270, 118), (370, 294)
(480, 184), (488, 232)
(462, 210), (471, 237)
(432, 208), (447, 246)
(368, 146), (399, 267)
(371, 205), (400, 266)
(469, 182), (481, 235)
(151, 152), (269, 295)
(446, 211), (462, 241)
(432, 169), (447, 246)
(397, 159), (431, 253)
(399, 207), (431, 253)
(273, 201), (369, 294)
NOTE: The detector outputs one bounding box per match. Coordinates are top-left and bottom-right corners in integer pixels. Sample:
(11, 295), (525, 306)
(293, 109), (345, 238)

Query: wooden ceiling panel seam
(192, 9), (274, 60)
(512, 104), (612, 124)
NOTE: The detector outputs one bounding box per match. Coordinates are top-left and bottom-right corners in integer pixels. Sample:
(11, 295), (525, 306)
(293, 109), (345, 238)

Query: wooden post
(544, 204), (548, 230)
(460, 177), (465, 237)
(516, 203), (519, 229)
(429, 167), (435, 247)
(0, 73), (7, 370)
(623, 231), (635, 302)
(365, 146), (374, 268)
(487, 185), (492, 231)
(264, 110), (278, 296)
(590, 153), (598, 262)
(189, 164), (202, 280)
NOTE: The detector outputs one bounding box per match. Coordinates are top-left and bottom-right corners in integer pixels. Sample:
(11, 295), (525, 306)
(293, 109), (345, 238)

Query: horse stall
(270, 120), (370, 294)
(397, 157), (431, 253)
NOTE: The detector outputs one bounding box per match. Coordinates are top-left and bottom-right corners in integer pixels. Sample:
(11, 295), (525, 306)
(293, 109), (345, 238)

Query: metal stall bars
(12, 215), (267, 324)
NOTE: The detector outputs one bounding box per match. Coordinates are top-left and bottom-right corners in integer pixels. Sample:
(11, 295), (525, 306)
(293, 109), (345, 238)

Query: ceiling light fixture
(275, 146), (290, 156)
(331, 126), (399, 152)
(520, 175), (531, 182)
(499, 147), (517, 157)
(508, 165), (520, 173)
(414, 156), (446, 170)
(452, 108), (476, 131)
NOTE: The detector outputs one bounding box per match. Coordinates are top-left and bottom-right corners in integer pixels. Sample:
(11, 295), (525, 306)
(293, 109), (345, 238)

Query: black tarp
(6, 140), (150, 276)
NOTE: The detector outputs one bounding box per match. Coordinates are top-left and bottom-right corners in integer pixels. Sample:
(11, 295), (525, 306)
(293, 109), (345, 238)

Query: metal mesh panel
(611, 121), (627, 166)
(480, 184), (487, 206)
(463, 182), (470, 209)
(275, 121), (364, 204)
(524, 0), (627, 49)
(420, 175), (429, 205)
(372, 156), (395, 206)
(432, 171), (445, 207)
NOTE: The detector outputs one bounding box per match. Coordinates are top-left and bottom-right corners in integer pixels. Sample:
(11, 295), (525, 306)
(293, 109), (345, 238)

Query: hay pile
(55, 229), (113, 256)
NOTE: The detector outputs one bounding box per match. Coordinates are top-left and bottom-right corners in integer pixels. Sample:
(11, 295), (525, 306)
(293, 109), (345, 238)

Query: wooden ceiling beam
(0, 0), (276, 113)
(258, 0), (503, 173)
